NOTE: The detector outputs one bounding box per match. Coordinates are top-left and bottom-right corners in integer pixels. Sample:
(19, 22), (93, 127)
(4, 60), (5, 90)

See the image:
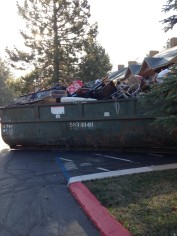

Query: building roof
(139, 45), (177, 75)
(128, 64), (141, 74)
(145, 57), (168, 69)
(154, 45), (177, 60)
(124, 64), (141, 78)
(108, 67), (127, 81)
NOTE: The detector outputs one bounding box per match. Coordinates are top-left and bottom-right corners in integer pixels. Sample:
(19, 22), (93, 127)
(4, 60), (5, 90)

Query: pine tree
(140, 64), (177, 134)
(0, 59), (15, 106)
(6, 0), (98, 88)
(78, 37), (112, 83)
(141, 0), (177, 134)
(161, 0), (177, 32)
(7, 70), (40, 96)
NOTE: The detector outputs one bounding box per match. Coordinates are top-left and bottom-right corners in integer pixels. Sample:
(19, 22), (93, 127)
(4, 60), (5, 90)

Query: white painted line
(68, 163), (177, 185)
(60, 158), (72, 162)
(97, 167), (110, 172)
(80, 163), (92, 167)
(104, 155), (134, 163)
(147, 153), (164, 157)
(93, 153), (134, 163)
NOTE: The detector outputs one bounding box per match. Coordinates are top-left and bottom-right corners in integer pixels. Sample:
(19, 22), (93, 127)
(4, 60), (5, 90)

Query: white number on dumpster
(69, 122), (94, 129)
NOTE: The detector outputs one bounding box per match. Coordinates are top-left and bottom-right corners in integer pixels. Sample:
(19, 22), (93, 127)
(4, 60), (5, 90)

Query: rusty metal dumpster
(0, 98), (177, 150)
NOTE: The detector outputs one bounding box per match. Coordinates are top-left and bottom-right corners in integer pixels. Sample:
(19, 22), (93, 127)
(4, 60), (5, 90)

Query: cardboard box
(50, 90), (67, 98)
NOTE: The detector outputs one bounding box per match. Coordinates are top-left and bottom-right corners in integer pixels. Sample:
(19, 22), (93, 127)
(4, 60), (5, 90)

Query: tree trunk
(53, 0), (60, 83)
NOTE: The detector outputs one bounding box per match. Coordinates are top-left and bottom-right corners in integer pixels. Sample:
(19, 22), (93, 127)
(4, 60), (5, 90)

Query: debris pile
(9, 76), (151, 106)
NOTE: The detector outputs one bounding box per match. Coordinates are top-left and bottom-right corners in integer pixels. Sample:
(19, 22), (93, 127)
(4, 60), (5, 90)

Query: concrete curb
(68, 163), (177, 184)
(69, 182), (131, 236)
(68, 163), (177, 235)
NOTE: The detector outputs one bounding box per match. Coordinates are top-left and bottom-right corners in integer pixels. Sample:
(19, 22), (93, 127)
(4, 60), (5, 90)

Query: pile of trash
(9, 76), (150, 106)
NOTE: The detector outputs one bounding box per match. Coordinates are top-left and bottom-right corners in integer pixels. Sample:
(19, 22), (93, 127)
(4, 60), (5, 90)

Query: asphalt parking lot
(0, 132), (177, 236)
(0, 142), (100, 236)
(54, 150), (177, 179)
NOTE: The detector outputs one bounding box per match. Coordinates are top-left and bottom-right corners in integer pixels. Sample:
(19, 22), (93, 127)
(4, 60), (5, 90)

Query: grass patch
(85, 169), (177, 236)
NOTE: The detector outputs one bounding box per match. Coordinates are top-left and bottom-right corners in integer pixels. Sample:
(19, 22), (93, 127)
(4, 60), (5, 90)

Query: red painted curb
(69, 182), (132, 236)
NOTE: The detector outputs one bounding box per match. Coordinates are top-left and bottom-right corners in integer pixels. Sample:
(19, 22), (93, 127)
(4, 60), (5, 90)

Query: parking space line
(94, 153), (134, 163)
(80, 163), (92, 167)
(147, 153), (164, 157)
(104, 155), (134, 162)
(97, 167), (110, 172)
(60, 157), (72, 162)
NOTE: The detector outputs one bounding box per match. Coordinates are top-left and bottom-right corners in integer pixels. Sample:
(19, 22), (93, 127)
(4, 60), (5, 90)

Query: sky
(0, 0), (176, 75)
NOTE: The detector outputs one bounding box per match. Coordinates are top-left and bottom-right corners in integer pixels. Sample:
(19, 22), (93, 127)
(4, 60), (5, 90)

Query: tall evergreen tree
(0, 59), (15, 106)
(78, 37), (112, 83)
(141, 64), (177, 134)
(161, 0), (177, 32)
(7, 70), (39, 96)
(141, 1), (177, 134)
(6, 0), (98, 88)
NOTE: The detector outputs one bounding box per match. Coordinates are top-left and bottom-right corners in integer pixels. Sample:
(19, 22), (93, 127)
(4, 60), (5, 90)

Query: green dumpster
(0, 98), (177, 150)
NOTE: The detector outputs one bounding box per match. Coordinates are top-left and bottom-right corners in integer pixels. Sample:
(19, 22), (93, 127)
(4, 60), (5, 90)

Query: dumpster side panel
(1, 99), (177, 149)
